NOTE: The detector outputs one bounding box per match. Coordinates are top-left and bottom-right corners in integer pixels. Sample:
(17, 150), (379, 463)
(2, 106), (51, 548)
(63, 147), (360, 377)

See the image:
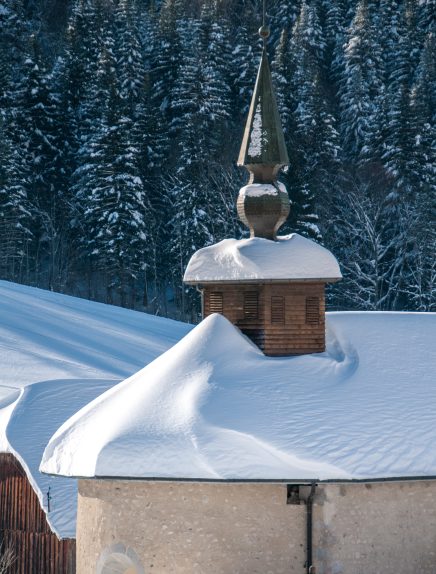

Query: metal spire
(236, 3), (290, 240)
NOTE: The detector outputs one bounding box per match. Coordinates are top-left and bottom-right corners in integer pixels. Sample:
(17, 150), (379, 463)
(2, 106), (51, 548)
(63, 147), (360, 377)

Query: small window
(271, 296), (284, 324)
(244, 292), (259, 319)
(209, 292), (223, 314)
(97, 543), (144, 574)
(306, 297), (320, 325)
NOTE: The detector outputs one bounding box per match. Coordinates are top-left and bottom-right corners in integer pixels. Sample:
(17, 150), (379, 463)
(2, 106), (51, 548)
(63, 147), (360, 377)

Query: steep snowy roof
(0, 280), (191, 538)
(183, 234), (341, 283)
(0, 380), (119, 538)
(41, 311), (436, 482)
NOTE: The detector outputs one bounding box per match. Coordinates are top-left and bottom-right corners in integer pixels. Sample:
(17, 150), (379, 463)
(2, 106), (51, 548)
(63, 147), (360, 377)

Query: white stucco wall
(313, 481), (436, 574)
(77, 480), (305, 574)
(76, 479), (436, 574)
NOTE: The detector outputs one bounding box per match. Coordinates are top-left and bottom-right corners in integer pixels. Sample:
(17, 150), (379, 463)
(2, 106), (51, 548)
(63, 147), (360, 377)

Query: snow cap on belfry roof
(184, 234), (342, 284)
(236, 22), (290, 240)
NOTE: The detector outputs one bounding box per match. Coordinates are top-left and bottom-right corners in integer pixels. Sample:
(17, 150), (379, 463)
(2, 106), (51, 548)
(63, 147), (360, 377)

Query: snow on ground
(0, 280), (191, 538)
(0, 280), (190, 388)
(42, 311), (436, 483)
(183, 234), (342, 283)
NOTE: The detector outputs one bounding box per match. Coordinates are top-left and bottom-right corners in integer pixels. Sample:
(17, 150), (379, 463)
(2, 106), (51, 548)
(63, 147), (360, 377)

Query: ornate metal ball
(258, 25), (270, 39)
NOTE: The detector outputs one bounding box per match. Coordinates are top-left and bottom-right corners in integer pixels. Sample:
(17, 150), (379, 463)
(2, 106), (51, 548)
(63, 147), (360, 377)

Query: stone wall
(313, 481), (436, 574)
(77, 479), (436, 574)
(77, 480), (305, 574)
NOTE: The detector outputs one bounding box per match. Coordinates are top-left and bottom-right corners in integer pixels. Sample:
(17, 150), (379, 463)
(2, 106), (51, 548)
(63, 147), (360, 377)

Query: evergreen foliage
(0, 0), (434, 316)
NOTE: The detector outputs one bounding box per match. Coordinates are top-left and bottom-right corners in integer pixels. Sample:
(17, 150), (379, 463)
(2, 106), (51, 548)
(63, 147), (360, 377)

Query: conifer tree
(0, 0), (29, 96)
(381, 1), (418, 201)
(272, 28), (294, 136)
(0, 117), (33, 281)
(5, 34), (63, 283)
(231, 24), (258, 119)
(321, 0), (348, 84)
(152, 0), (183, 120)
(272, 0), (301, 36)
(340, 0), (384, 165)
(404, 31), (436, 311)
(114, 0), (146, 112)
(279, 0), (340, 241)
(73, 26), (150, 307)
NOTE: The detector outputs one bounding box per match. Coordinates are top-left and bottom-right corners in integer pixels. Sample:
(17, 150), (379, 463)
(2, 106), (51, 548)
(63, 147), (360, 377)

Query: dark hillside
(0, 0), (434, 318)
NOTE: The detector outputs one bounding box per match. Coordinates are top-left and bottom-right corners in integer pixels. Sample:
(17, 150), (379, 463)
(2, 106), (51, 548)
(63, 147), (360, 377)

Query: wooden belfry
(184, 13), (341, 356)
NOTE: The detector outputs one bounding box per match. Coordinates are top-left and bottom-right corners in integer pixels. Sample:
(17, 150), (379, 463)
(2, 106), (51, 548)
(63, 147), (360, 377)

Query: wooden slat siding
(0, 453), (76, 574)
(243, 292), (259, 319)
(203, 282), (326, 356)
(305, 296), (320, 325)
(208, 292), (223, 314)
(271, 296), (285, 324)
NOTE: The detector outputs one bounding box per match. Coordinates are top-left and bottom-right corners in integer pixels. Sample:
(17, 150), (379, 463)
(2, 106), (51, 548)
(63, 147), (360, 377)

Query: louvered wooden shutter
(271, 296), (285, 324)
(209, 292), (223, 314)
(306, 297), (320, 325)
(244, 292), (259, 319)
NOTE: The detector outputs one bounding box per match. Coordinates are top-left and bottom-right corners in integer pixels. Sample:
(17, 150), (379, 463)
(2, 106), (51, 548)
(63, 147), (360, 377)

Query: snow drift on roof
(1, 379), (119, 538)
(41, 311), (436, 482)
(183, 234), (342, 283)
(0, 280), (191, 537)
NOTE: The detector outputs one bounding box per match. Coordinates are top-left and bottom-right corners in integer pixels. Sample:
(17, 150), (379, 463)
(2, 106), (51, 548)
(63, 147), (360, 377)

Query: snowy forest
(0, 0), (434, 320)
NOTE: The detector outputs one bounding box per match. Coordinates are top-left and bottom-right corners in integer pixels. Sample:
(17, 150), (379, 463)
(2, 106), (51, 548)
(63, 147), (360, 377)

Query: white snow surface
(0, 280), (191, 538)
(239, 182), (287, 197)
(247, 102), (264, 157)
(183, 234), (342, 283)
(42, 311), (436, 482)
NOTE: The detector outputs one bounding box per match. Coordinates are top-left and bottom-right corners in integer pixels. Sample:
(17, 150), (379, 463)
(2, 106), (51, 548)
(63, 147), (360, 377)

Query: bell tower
(183, 9), (342, 356)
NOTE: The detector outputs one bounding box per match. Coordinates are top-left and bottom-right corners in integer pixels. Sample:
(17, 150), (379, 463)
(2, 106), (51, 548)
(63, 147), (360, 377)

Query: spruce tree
(0, 116), (33, 281)
(73, 26), (150, 307)
(280, 0), (340, 241)
(340, 0), (384, 165)
(5, 34), (63, 284)
(272, 28), (293, 137)
(231, 24), (258, 119)
(404, 31), (436, 311)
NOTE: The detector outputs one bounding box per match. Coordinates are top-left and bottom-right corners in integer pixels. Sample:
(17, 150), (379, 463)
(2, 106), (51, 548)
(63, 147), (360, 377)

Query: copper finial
(236, 4), (290, 240)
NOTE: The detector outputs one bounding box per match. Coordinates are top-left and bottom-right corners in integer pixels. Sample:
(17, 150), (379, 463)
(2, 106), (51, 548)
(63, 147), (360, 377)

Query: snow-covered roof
(0, 280), (191, 538)
(183, 234), (342, 283)
(41, 311), (436, 482)
(0, 380), (120, 538)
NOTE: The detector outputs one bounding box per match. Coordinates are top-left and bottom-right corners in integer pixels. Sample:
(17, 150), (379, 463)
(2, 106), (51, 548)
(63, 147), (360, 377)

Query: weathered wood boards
(0, 453), (75, 574)
(202, 282), (326, 356)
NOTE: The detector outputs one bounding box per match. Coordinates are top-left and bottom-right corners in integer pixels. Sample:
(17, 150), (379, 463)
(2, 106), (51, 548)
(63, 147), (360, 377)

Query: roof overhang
(184, 277), (342, 286)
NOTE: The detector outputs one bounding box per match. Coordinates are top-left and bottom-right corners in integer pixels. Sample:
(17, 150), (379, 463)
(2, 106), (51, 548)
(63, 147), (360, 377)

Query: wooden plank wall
(0, 453), (76, 574)
(203, 282), (325, 356)
(262, 283), (325, 355)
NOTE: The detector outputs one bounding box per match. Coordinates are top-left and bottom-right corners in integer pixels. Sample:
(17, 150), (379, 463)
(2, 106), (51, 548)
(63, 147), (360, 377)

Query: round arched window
(96, 543), (144, 574)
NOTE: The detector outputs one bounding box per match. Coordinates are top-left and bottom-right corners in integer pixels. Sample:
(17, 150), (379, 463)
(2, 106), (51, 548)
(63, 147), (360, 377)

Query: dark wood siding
(306, 296), (320, 325)
(271, 296), (285, 324)
(243, 292), (259, 319)
(203, 282), (326, 356)
(208, 292), (223, 314)
(0, 453), (76, 574)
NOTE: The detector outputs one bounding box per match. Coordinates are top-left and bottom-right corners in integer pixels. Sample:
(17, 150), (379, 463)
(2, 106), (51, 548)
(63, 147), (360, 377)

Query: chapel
(37, 11), (436, 574)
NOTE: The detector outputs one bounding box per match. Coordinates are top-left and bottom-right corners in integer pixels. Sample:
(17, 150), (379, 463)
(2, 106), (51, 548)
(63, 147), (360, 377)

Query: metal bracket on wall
(286, 484), (302, 505)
